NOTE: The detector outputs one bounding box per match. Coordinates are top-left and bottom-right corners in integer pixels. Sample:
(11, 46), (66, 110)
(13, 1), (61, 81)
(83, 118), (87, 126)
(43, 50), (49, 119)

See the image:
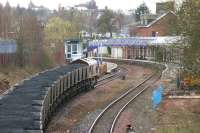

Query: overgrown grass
(159, 123), (200, 133)
(157, 105), (200, 133)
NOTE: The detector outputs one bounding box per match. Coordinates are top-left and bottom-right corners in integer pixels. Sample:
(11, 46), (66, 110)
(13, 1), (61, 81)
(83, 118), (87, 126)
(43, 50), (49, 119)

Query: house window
(72, 44), (77, 54)
(152, 31), (156, 37)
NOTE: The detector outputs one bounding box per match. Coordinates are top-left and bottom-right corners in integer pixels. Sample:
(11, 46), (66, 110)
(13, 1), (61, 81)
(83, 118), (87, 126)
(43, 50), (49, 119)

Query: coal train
(0, 58), (107, 132)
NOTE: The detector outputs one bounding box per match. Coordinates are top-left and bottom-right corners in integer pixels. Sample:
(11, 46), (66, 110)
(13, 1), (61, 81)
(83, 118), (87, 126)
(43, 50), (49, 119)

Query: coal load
(0, 64), (86, 132)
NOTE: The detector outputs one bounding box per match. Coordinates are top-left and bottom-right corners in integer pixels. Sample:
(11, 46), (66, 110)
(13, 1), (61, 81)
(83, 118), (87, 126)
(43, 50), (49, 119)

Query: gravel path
(113, 80), (161, 133)
(71, 109), (102, 133)
(91, 73), (159, 133)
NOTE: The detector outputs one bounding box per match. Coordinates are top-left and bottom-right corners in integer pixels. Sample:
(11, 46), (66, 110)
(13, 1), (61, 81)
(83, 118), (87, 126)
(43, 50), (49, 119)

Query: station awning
(88, 36), (183, 51)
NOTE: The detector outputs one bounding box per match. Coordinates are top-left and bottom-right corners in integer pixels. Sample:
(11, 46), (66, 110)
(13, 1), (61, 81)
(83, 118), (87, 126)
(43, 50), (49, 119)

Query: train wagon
(71, 58), (107, 76)
(0, 61), (100, 132)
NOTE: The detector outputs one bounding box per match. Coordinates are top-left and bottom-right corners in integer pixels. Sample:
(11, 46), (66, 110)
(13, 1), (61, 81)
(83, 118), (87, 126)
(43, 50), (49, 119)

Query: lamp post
(100, 41), (103, 64)
(94, 33), (100, 65)
(97, 40), (100, 65)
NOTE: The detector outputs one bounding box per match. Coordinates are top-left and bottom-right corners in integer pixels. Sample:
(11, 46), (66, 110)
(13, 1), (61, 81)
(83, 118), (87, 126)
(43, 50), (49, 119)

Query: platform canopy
(88, 36), (183, 51)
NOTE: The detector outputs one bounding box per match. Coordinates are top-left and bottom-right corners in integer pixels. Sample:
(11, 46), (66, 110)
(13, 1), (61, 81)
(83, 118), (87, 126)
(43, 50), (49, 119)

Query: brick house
(131, 11), (177, 37)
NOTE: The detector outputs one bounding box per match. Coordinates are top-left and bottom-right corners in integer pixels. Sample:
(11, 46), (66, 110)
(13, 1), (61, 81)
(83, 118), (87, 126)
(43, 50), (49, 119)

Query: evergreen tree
(135, 3), (150, 21)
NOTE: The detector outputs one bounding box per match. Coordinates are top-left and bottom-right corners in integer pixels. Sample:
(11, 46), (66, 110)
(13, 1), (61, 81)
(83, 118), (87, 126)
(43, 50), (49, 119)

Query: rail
(89, 58), (167, 133)
(89, 73), (161, 133)
(95, 67), (128, 87)
(0, 58), (167, 132)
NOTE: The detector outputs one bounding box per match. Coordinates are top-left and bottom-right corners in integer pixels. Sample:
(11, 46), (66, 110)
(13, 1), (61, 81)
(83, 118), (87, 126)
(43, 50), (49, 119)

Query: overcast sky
(0, 0), (173, 13)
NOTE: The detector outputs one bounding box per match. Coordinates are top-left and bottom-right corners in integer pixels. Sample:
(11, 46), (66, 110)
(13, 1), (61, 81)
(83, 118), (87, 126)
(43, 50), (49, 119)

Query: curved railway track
(95, 67), (128, 88)
(89, 72), (161, 133)
(0, 58), (166, 132)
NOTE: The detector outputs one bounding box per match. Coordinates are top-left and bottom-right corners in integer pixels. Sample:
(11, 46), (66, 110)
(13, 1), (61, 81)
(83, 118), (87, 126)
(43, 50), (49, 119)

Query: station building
(88, 36), (184, 64)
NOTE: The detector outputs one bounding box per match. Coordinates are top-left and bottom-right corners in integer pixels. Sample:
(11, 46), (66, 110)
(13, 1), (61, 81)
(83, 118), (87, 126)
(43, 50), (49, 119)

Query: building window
(145, 20), (148, 25)
(72, 44), (77, 54)
(152, 31), (156, 37)
(66, 45), (71, 59)
(67, 45), (71, 52)
(67, 54), (71, 58)
(141, 20), (145, 25)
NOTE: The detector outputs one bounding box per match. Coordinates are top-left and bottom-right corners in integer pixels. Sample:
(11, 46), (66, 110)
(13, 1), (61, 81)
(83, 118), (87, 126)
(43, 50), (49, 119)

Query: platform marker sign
(152, 84), (164, 110)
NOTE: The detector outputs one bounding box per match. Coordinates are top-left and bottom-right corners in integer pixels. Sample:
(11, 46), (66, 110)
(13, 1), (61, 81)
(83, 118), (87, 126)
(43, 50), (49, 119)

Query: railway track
(89, 72), (161, 133)
(95, 67), (128, 88)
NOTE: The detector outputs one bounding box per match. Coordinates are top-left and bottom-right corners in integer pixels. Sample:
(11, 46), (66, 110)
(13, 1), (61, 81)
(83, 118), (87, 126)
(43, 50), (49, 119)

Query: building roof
(137, 11), (176, 28)
(65, 38), (80, 44)
(71, 58), (97, 65)
(149, 36), (182, 45)
(88, 36), (183, 50)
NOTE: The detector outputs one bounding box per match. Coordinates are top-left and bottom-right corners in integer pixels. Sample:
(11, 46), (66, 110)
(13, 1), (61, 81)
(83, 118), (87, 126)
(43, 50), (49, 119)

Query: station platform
(105, 62), (118, 73)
